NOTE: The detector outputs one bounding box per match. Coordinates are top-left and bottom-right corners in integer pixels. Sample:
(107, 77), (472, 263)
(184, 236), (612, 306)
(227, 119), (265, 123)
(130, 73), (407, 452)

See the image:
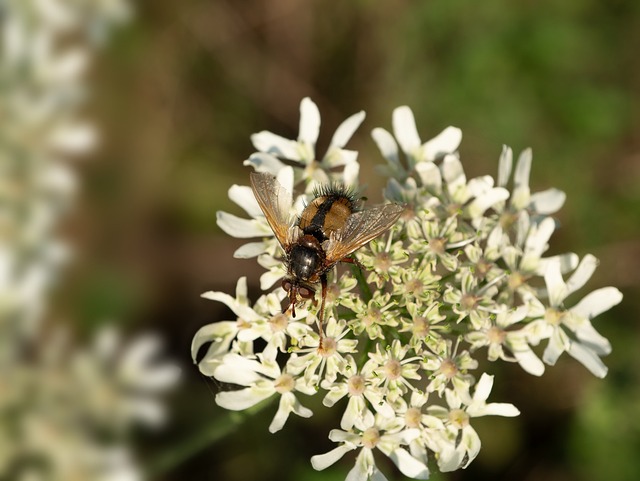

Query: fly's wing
(250, 172), (297, 250)
(324, 203), (405, 264)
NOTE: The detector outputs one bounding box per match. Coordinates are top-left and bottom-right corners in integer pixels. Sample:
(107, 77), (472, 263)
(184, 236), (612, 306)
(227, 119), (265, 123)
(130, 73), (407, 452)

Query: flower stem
(145, 399), (273, 477)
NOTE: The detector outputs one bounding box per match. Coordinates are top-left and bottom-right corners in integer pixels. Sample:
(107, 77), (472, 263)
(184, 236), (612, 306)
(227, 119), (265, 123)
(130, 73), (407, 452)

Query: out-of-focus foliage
(34, 0), (640, 480)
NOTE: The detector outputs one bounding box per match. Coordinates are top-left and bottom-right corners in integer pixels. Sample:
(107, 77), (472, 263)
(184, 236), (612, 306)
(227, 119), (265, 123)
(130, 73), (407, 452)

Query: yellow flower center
(362, 427), (380, 449)
(274, 374), (294, 393)
(347, 375), (365, 396)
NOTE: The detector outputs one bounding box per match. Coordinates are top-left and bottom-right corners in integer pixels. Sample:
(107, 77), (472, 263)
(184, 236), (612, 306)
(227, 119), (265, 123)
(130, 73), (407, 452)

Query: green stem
(351, 264), (372, 303)
(145, 398), (273, 477)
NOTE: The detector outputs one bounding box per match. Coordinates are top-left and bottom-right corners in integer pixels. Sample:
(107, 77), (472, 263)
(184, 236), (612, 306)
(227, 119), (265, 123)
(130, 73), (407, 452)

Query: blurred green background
(60, 1), (640, 480)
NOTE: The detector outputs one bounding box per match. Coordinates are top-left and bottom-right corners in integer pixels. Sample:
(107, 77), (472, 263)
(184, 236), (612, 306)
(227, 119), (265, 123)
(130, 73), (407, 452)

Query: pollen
(361, 427), (381, 449)
(405, 407), (422, 428)
(405, 278), (424, 296)
(384, 359), (403, 380)
(448, 408), (470, 428)
(544, 307), (564, 326)
(274, 374), (295, 393)
(362, 306), (382, 327)
(347, 375), (366, 396)
(428, 237), (447, 255)
(487, 326), (506, 344)
(460, 293), (478, 311)
(318, 337), (337, 357)
(412, 316), (430, 337)
(438, 359), (458, 379)
(236, 318), (251, 330)
(374, 251), (392, 272)
(269, 313), (289, 332)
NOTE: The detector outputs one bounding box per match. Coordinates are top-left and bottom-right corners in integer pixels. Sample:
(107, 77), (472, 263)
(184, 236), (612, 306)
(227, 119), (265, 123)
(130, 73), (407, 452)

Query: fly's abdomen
(299, 189), (359, 241)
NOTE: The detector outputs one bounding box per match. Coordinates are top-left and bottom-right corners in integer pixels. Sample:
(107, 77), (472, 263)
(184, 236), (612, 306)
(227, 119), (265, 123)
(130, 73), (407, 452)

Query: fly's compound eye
(298, 286), (315, 299)
(282, 280), (293, 292)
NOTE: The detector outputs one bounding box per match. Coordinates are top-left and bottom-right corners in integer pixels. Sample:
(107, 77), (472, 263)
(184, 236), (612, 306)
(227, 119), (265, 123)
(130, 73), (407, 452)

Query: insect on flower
(250, 172), (404, 340)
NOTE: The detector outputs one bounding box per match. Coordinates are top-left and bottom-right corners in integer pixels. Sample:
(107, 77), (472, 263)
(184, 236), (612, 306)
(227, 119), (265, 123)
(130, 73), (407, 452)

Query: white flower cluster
(0, 3), (180, 481)
(192, 98), (622, 480)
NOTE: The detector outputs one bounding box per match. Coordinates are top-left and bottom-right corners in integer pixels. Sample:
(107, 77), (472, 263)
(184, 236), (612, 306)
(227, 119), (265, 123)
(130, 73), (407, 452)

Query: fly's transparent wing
(250, 172), (297, 249)
(324, 203), (405, 263)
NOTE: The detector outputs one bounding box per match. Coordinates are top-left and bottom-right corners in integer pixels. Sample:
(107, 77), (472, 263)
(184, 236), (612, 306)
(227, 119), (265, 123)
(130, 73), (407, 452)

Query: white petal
(389, 448), (429, 479)
(473, 373), (494, 403)
(228, 185), (262, 218)
(514, 347), (545, 376)
(200, 290), (260, 321)
(215, 385), (274, 410)
(537, 252), (579, 276)
(213, 358), (264, 386)
(269, 392), (313, 433)
(514, 148), (532, 187)
(461, 426), (481, 467)
(441, 154), (467, 201)
(567, 342), (608, 378)
(216, 212), (269, 238)
(497, 145), (513, 187)
(298, 97), (321, 145)
(543, 328), (567, 366)
(243, 152), (287, 173)
(571, 287), (623, 320)
(422, 126), (462, 161)
(507, 336), (545, 376)
(372, 128), (401, 167)
(466, 187), (510, 218)
(190, 321), (236, 362)
(130, 364), (181, 391)
(121, 335), (161, 371)
(521, 217), (556, 270)
(530, 188), (566, 214)
(414, 161), (442, 192)
(574, 321), (611, 356)
(330, 110), (366, 148)
(251, 131), (299, 160)
(544, 257), (568, 307)
(123, 397), (166, 427)
(392, 106), (421, 154)
(566, 254), (598, 295)
(311, 445), (355, 471)
(347, 449), (378, 481)
(49, 123), (97, 153)
(234, 241), (267, 258)
(438, 443), (465, 472)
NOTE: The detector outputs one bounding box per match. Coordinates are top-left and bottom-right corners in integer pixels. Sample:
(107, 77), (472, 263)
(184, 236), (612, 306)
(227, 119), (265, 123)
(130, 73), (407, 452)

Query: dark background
(59, 1), (640, 480)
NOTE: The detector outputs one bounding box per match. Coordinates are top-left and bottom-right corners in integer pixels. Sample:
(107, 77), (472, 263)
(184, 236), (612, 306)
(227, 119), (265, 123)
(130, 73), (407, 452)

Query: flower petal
(372, 128), (401, 168)
(530, 188), (566, 214)
(567, 342), (608, 378)
(228, 185), (262, 218)
(298, 97), (321, 145)
(330, 110), (366, 148)
(251, 131), (299, 160)
(392, 106), (421, 155)
(497, 145), (513, 187)
(244, 152), (287, 174)
(422, 126), (462, 161)
(311, 444), (355, 471)
(571, 287), (623, 320)
(389, 448), (429, 479)
(216, 212), (270, 238)
(215, 385), (274, 410)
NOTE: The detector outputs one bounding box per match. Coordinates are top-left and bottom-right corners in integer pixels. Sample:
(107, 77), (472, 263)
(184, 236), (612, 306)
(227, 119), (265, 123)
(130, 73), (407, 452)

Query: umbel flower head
(192, 98), (622, 480)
